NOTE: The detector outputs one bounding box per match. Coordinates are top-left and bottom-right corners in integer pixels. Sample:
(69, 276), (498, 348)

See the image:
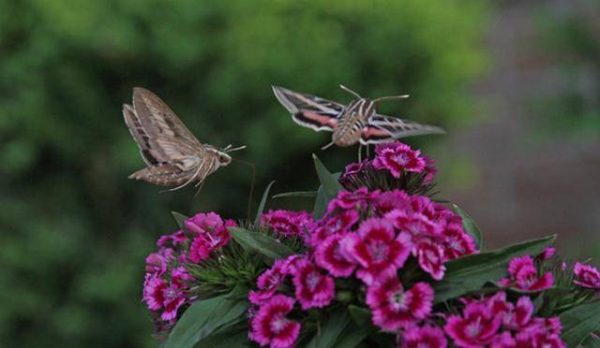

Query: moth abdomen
(128, 164), (190, 186)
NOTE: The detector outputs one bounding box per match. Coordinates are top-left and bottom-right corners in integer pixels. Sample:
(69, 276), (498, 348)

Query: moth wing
(128, 163), (187, 186)
(132, 87), (203, 160)
(360, 114), (445, 145)
(272, 86), (342, 132)
(123, 103), (162, 166)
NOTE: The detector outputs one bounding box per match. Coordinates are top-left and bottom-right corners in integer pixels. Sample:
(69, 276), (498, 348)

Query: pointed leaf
(348, 305), (371, 326)
(172, 211), (189, 229)
(560, 301), (600, 347)
(306, 310), (350, 348)
(313, 186), (329, 218)
(452, 203), (483, 250)
(164, 289), (248, 348)
(254, 181), (275, 226)
(332, 322), (372, 348)
(194, 322), (251, 347)
(272, 191), (317, 199)
(313, 154), (343, 198)
(434, 235), (556, 303)
(228, 227), (293, 260)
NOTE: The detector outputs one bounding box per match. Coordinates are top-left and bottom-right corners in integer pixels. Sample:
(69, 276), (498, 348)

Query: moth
(123, 87), (245, 191)
(272, 85), (445, 149)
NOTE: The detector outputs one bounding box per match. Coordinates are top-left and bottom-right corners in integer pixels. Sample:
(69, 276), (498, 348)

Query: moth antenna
(339, 85), (362, 99)
(193, 181), (206, 199)
(372, 94), (410, 103)
(232, 158), (256, 221)
(225, 144), (247, 153)
(321, 141), (335, 150)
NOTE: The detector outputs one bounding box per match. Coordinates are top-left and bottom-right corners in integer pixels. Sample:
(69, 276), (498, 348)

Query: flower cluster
(248, 187), (478, 347)
(142, 212), (236, 328)
(443, 292), (565, 348)
(340, 142), (437, 191)
(260, 209), (314, 238)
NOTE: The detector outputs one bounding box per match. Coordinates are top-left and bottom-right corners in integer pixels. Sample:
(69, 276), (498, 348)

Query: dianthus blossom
(498, 255), (554, 291)
(373, 142), (426, 177)
(249, 295), (301, 348)
(261, 209), (314, 238)
(573, 262), (600, 289)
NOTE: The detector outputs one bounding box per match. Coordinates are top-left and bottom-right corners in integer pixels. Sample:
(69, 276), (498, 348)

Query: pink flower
(490, 332), (516, 348)
(249, 259), (291, 305)
(373, 142), (426, 178)
(498, 256), (553, 291)
(422, 155), (438, 185)
(249, 295), (301, 348)
(145, 248), (175, 276)
(143, 274), (167, 311)
(386, 210), (441, 239)
(515, 330), (566, 348)
(343, 218), (412, 284)
(327, 187), (373, 212)
(314, 234), (356, 277)
(415, 239), (446, 280)
(310, 210), (359, 246)
(261, 209), (314, 237)
(374, 190), (411, 214)
(142, 273), (186, 321)
(292, 258), (335, 309)
(539, 247), (556, 261)
(445, 302), (502, 348)
(342, 160), (370, 178)
(441, 223), (477, 260)
(366, 275), (434, 331)
(400, 325), (447, 348)
(573, 262), (600, 289)
(157, 230), (188, 248)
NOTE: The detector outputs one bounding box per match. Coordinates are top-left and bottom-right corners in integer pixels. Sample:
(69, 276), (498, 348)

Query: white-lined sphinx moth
(123, 87), (245, 191)
(272, 85), (445, 149)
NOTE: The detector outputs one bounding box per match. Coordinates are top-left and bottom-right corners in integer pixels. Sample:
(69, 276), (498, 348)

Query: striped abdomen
(332, 99), (375, 146)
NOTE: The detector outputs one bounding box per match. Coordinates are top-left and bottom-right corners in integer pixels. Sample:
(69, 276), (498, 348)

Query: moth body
(332, 98), (375, 147)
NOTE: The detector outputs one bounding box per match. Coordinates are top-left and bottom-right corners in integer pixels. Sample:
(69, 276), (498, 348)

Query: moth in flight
(273, 85), (445, 149)
(123, 87), (245, 191)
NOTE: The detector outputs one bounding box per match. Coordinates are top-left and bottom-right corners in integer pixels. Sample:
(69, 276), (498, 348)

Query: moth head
(217, 152), (232, 166)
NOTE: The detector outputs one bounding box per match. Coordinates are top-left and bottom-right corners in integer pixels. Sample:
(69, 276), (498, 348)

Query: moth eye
(219, 154), (232, 165)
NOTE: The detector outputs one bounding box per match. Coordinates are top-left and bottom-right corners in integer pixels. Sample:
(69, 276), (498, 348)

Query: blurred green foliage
(0, 0), (487, 346)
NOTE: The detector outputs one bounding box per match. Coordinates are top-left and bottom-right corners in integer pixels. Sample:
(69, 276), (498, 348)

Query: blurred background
(0, 0), (598, 346)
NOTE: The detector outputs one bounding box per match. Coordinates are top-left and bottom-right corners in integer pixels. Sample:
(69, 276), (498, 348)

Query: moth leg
(358, 144), (362, 162)
(193, 180), (206, 199)
(163, 165), (203, 192)
(366, 144), (371, 158)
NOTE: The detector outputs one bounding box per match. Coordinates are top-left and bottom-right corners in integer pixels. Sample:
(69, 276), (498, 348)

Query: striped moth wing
(360, 114), (446, 145)
(123, 87), (218, 188)
(272, 86), (342, 131)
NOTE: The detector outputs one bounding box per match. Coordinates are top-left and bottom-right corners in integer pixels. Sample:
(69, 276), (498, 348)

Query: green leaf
(164, 289), (249, 348)
(348, 305), (371, 326)
(272, 191), (317, 199)
(582, 335), (600, 348)
(313, 186), (329, 218)
(434, 235), (556, 303)
(254, 181), (275, 226)
(228, 226), (293, 260)
(452, 203), (483, 250)
(332, 322), (372, 348)
(172, 211), (189, 229)
(312, 154), (343, 198)
(194, 322), (251, 348)
(560, 301), (600, 347)
(307, 310), (350, 348)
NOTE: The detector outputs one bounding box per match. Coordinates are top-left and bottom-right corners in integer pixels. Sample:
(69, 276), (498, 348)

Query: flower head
(249, 295), (301, 348)
(366, 274), (434, 331)
(573, 262), (600, 289)
(314, 234), (356, 277)
(373, 142), (426, 178)
(445, 302), (502, 348)
(401, 325), (447, 348)
(343, 218), (412, 284)
(292, 258), (335, 309)
(261, 209), (314, 238)
(498, 255), (553, 291)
